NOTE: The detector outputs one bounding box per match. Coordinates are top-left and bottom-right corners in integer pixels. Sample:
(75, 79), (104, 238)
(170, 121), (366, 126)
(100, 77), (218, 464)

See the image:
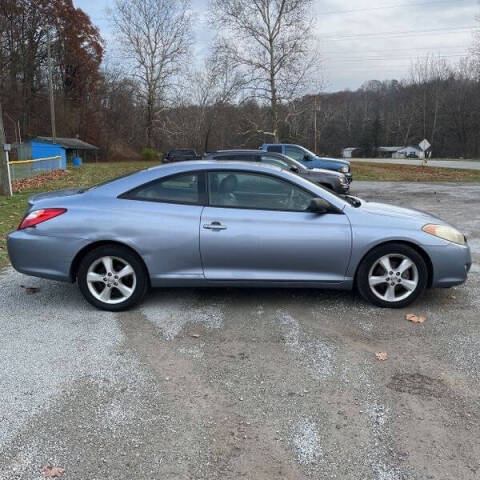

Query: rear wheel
(78, 245), (148, 311)
(356, 243), (428, 308)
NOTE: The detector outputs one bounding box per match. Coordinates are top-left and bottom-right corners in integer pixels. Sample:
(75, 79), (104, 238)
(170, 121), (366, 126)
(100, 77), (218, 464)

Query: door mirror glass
(304, 154), (312, 161)
(308, 197), (330, 214)
(290, 166), (299, 173)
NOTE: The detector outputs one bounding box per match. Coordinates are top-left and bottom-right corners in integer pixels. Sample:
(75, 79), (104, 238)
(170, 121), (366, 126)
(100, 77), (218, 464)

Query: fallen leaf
(405, 313), (426, 324)
(375, 352), (388, 361)
(41, 465), (65, 478)
(21, 285), (40, 294)
(12, 170), (70, 193)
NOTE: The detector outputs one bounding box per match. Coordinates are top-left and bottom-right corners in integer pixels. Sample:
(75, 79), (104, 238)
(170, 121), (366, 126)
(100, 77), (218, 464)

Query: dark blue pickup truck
(260, 144), (352, 182)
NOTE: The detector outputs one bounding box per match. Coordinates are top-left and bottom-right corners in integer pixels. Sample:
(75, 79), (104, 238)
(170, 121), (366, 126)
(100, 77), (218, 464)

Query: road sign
(419, 139), (431, 151)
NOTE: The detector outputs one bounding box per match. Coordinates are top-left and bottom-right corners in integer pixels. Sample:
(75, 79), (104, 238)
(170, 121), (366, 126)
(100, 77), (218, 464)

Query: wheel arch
(354, 240), (434, 289)
(70, 240), (151, 282)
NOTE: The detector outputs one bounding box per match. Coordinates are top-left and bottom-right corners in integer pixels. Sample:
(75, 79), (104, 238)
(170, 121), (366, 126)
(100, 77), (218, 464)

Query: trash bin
(73, 156), (83, 167)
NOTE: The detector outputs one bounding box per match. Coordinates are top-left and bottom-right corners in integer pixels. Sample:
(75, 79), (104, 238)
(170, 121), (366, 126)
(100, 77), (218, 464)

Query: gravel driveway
(1, 182), (479, 480)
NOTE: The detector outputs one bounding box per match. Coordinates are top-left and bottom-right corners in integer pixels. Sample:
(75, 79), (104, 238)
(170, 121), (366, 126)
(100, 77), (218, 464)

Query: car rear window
(266, 145), (282, 153)
(121, 172), (201, 204)
(171, 150), (195, 156)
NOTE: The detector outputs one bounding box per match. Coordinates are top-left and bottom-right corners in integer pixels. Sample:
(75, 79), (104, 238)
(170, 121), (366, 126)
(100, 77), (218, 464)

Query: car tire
(78, 245), (149, 311)
(356, 243), (428, 308)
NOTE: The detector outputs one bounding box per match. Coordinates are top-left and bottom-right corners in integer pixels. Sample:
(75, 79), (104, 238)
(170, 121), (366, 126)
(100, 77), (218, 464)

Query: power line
(321, 26), (476, 40)
(323, 53), (466, 63)
(320, 45), (468, 54)
(320, 0), (474, 15)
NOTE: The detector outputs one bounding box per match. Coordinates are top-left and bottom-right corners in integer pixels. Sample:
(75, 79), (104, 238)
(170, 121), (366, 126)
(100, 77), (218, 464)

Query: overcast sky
(74, 0), (479, 92)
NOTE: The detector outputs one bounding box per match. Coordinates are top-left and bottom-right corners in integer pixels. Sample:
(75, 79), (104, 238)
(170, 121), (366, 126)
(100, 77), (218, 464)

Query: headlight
(338, 176), (347, 184)
(422, 224), (466, 245)
(340, 166), (349, 173)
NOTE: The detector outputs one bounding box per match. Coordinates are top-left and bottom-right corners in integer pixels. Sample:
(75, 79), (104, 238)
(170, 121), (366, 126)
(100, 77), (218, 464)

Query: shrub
(141, 147), (161, 162)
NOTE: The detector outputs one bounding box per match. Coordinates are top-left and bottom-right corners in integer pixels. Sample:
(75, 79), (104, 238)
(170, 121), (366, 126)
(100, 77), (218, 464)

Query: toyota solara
(7, 161), (471, 311)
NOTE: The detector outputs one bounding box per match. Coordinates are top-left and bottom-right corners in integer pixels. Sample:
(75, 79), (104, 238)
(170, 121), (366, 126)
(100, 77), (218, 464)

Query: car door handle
(203, 222), (227, 230)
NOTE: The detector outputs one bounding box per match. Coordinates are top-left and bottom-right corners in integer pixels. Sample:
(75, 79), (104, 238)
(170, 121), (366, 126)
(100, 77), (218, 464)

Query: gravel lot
(1, 182), (479, 480)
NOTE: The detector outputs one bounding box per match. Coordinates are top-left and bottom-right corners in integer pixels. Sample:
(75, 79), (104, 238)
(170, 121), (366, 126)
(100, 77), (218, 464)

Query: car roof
(147, 160), (283, 173)
(208, 149), (283, 156)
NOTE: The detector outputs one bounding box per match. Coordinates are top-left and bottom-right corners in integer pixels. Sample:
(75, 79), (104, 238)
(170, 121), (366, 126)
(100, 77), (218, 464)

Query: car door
(200, 170), (351, 283)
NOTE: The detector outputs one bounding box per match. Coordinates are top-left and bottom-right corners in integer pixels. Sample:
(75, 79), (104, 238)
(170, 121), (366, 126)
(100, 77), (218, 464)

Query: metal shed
(34, 137), (99, 163)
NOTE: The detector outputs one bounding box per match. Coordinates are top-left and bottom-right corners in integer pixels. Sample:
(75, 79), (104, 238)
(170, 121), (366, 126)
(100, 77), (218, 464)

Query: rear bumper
(7, 230), (87, 282)
(428, 242), (472, 288)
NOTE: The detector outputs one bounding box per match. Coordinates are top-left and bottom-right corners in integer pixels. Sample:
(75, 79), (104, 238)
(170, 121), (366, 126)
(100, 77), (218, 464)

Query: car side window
(122, 172), (201, 204)
(208, 171), (313, 212)
(266, 145), (282, 153)
(285, 146), (305, 162)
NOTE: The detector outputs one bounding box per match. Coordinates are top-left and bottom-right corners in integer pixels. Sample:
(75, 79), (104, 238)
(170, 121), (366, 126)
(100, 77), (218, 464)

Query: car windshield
(298, 145), (316, 157)
(281, 155), (306, 171)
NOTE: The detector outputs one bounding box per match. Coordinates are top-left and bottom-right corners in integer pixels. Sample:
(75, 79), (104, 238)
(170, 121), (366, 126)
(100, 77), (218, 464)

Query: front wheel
(78, 245), (148, 311)
(356, 243), (428, 308)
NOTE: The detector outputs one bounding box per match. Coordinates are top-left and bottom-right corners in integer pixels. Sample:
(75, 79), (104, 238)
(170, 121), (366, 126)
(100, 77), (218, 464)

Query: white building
(392, 145), (425, 159)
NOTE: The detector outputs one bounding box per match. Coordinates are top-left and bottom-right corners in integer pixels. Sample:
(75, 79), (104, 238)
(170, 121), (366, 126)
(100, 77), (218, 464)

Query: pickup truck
(260, 144), (352, 182)
(163, 149), (199, 163)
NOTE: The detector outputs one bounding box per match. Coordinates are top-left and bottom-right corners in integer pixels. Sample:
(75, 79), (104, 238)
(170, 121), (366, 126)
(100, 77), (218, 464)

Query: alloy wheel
(86, 256), (136, 305)
(368, 253), (419, 303)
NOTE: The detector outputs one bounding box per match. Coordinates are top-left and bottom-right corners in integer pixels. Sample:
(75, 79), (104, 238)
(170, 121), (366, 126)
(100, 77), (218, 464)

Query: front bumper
(7, 230), (88, 282)
(427, 242), (472, 288)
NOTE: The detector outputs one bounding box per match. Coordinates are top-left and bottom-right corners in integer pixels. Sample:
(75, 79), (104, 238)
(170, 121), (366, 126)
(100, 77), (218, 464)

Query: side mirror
(303, 154), (312, 161)
(290, 166), (299, 173)
(308, 197), (330, 214)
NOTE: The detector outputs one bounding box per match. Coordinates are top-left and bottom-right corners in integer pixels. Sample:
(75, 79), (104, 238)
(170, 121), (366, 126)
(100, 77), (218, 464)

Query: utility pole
(0, 102), (11, 196)
(313, 95), (318, 154)
(46, 29), (56, 143)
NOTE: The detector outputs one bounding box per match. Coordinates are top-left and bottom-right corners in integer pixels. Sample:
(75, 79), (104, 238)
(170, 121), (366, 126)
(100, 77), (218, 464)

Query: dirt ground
(0, 182), (479, 480)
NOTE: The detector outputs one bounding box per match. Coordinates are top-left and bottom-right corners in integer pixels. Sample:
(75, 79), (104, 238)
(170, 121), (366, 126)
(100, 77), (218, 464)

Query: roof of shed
(34, 137), (98, 150)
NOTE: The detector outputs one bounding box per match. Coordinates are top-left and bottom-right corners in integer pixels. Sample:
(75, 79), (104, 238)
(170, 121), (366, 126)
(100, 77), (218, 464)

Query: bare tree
(189, 53), (245, 151)
(210, 0), (319, 142)
(111, 0), (192, 147)
(471, 15), (480, 78)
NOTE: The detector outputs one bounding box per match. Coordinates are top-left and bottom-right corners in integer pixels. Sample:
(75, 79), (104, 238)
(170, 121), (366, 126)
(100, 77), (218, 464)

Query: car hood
(359, 200), (445, 223)
(307, 167), (341, 177)
(316, 156), (350, 166)
(28, 188), (85, 206)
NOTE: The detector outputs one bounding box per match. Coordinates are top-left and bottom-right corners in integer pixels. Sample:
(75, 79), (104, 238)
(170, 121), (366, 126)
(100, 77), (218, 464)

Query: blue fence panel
(31, 141), (67, 170)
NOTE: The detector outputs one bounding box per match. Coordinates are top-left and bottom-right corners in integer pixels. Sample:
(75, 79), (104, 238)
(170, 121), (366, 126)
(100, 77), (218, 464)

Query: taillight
(18, 208), (67, 230)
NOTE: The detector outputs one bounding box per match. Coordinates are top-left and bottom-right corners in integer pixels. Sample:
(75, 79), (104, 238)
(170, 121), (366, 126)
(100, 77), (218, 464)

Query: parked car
(8, 161), (471, 312)
(203, 149), (350, 194)
(163, 149), (199, 163)
(260, 144), (352, 182)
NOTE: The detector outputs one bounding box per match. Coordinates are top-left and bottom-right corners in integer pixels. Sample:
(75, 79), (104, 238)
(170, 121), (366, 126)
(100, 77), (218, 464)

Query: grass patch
(352, 162), (480, 182)
(1, 160), (479, 268)
(0, 161), (156, 268)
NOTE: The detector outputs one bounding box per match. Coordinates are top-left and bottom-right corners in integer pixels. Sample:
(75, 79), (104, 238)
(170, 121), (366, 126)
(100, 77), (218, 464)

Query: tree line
(1, 0), (480, 160)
